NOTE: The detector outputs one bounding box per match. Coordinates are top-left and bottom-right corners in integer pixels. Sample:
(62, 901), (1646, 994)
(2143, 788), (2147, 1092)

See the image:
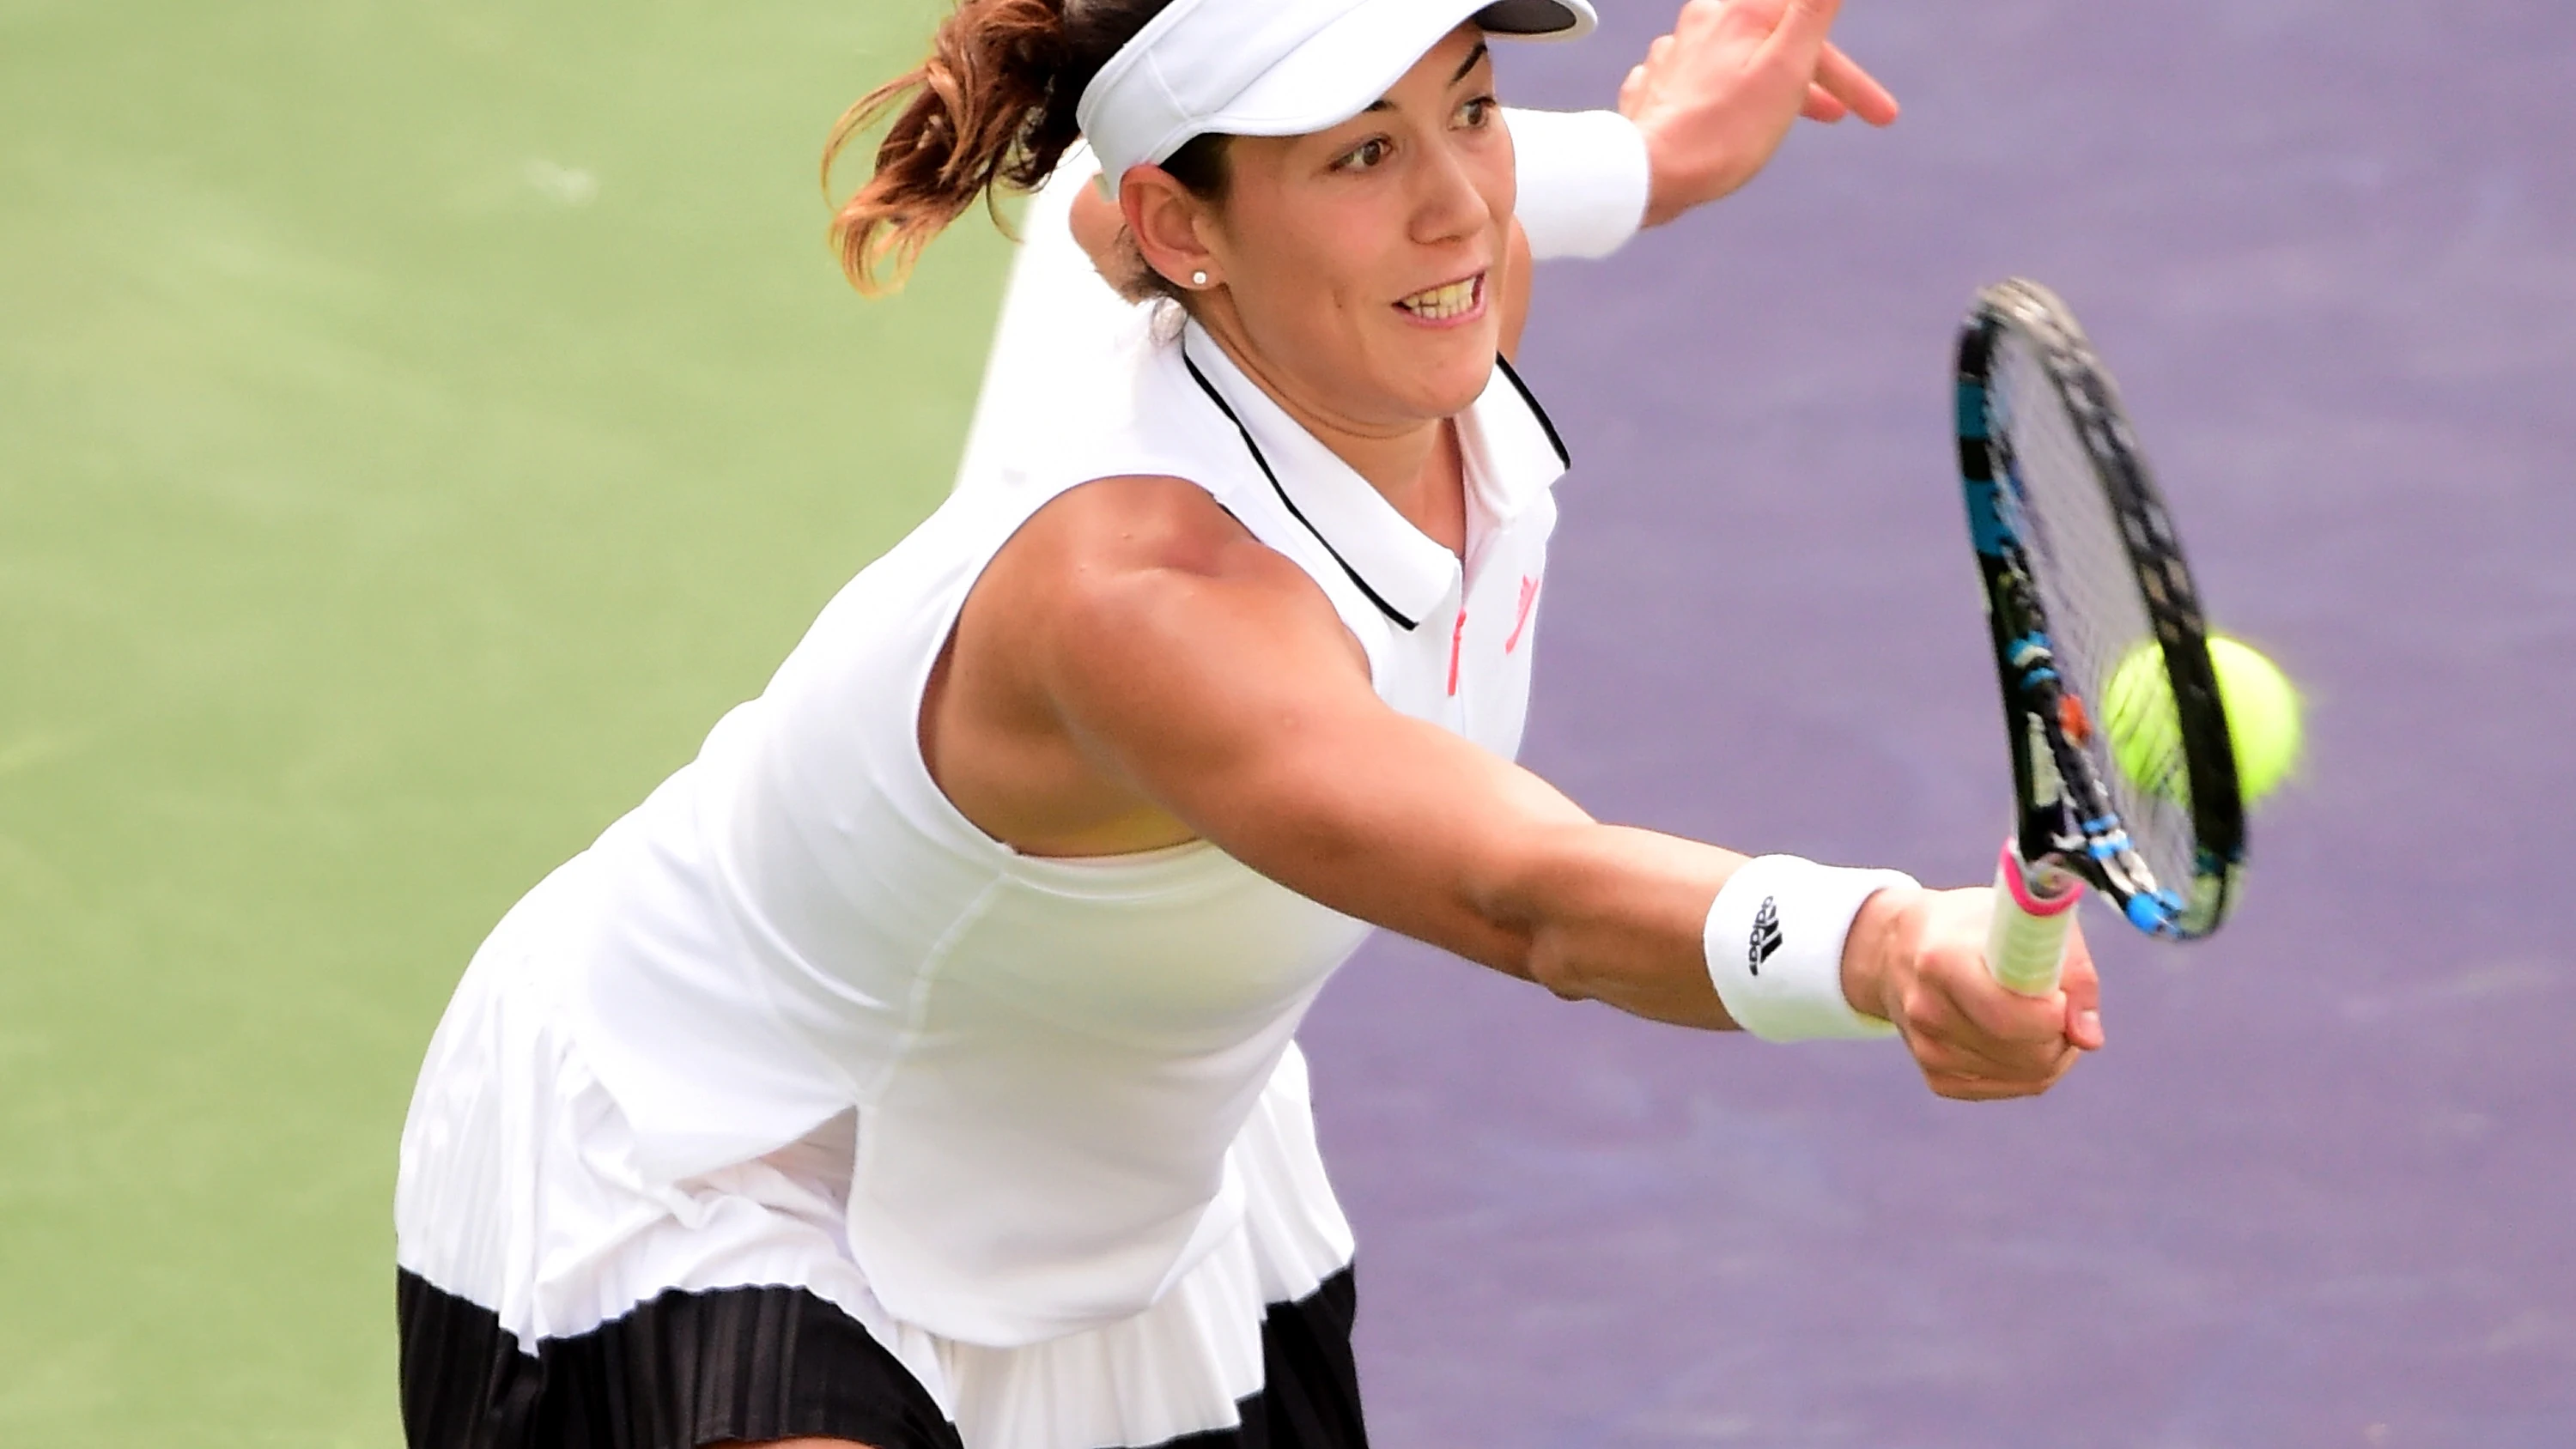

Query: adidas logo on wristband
(1749, 897), (1783, 975)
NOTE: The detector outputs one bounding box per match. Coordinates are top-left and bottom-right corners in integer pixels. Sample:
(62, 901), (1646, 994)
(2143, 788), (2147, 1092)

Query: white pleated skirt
(394, 880), (1362, 1449)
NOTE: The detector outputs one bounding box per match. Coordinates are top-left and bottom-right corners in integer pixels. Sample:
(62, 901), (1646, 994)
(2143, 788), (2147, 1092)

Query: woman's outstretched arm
(930, 475), (2102, 1102)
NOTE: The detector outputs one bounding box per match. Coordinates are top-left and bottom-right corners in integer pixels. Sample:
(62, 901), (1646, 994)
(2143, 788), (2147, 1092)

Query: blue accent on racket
(1965, 478), (2012, 557)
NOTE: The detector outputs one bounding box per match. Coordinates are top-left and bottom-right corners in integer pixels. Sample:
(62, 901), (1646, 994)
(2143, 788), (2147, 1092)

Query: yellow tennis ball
(2102, 635), (2301, 804)
(2210, 637), (2304, 802)
(2102, 646), (2184, 797)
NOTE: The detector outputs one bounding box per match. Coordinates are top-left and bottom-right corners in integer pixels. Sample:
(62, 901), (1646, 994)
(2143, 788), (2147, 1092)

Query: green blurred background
(0, 2), (1002, 1439)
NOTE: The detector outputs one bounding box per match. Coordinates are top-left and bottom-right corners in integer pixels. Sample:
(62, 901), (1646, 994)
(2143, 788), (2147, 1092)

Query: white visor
(1075, 0), (1597, 198)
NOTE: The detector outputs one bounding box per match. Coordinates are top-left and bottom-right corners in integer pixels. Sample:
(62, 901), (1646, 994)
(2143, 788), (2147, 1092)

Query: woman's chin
(1382, 321), (1503, 416)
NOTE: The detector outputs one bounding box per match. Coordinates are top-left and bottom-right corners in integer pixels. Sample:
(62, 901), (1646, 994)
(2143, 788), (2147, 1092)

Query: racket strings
(1990, 332), (2199, 903)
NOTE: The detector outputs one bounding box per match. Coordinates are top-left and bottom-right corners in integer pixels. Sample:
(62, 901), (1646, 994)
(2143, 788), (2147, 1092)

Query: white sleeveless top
(554, 310), (1570, 1347)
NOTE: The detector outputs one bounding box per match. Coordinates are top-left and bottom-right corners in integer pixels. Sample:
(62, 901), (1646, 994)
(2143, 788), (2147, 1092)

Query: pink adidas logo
(1505, 574), (1540, 653)
(1449, 575), (1542, 699)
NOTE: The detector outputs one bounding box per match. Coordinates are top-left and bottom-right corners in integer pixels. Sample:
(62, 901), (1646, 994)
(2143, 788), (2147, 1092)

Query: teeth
(1399, 276), (1479, 320)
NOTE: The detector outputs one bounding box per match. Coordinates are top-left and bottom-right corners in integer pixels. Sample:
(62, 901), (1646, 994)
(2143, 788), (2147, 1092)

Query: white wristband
(1703, 856), (1916, 1041)
(1503, 107), (1650, 261)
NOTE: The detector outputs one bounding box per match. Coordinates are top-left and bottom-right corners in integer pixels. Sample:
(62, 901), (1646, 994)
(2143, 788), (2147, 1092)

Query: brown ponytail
(826, 0), (1072, 294)
(823, 0), (1229, 297)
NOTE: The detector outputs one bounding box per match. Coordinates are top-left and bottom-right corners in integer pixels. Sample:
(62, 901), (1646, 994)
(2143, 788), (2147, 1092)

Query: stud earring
(1190, 270), (1209, 288)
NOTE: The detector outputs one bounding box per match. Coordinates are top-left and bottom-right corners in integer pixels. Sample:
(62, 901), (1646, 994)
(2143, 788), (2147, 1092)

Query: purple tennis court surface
(1297, 3), (2576, 1445)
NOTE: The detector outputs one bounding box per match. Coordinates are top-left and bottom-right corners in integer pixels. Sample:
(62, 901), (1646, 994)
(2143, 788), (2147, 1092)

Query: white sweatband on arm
(1703, 856), (1917, 1042)
(1503, 107), (1650, 261)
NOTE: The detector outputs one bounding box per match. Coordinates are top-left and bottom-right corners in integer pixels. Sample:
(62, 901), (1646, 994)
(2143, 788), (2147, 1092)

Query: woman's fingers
(1865, 886), (2097, 1103)
(1925, 1066), (2072, 1102)
(1928, 942), (2070, 1043)
(1903, 990), (2074, 1082)
(2060, 928), (2106, 1051)
(1910, 994), (2082, 1095)
(1620, 2), (1900, 224)
(1923, 1034), (2079, 1087)
(1752, 0), (1850, 97)
(1814, 40), (1899, 125)
(1759, 0), (1846, 57)
(1925, 1072), (2030, 1102)
(1874, 885), (2103, 1102)
(1901, 943), (2081, 1077)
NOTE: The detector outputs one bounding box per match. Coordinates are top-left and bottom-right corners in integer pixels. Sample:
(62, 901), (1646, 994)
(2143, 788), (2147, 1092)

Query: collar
(1467, 353), (1572, 523)
(1176, 321), (1568, 632)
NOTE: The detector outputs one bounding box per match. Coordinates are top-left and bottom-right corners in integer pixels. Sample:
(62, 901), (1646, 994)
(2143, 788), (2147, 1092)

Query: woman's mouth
(1395, 273), (1485, 324)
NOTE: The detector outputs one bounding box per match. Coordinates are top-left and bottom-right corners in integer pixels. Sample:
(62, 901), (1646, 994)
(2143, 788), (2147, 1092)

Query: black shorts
(396, 1266), (1370, 1449)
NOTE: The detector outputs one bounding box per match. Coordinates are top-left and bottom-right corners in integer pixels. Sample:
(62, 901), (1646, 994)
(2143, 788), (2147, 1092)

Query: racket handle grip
(1986, 843), (2082, 996)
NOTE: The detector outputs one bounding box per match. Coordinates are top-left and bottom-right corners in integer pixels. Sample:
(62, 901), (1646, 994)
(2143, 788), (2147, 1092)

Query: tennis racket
(1953, 279), (2246, 994)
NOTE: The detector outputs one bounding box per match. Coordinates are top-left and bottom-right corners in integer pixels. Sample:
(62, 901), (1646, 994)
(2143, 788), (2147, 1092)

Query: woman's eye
(1457, 96), (1496, 128)
(1335, 137), (1392, 171)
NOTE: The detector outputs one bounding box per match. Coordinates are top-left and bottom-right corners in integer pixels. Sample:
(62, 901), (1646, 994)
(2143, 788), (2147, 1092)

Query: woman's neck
(1193, 309), (1467, 556)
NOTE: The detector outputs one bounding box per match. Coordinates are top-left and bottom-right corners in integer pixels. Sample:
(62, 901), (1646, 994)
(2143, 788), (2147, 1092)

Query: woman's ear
(1119, 165), (1220, 293)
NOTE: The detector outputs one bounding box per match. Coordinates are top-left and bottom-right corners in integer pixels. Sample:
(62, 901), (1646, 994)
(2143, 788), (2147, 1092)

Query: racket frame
(1953, 280), (2245, 980)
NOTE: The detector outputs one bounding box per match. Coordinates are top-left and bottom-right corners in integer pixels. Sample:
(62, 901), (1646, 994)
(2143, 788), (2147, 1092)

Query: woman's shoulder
(956, 309), (1245, 505)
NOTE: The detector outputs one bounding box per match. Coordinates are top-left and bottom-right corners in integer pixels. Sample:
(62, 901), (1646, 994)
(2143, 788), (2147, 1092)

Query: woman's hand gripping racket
(1953, 280), (2247, 994)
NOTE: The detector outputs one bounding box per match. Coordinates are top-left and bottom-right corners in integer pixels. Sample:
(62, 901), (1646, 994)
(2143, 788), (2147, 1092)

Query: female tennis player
(394, 2), (2105, 1446)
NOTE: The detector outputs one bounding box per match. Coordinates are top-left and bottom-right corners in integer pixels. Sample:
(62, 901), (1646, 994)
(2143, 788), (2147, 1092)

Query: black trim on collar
(1494, 353), (1571, 469)
(1180, 349), (1422, 632)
